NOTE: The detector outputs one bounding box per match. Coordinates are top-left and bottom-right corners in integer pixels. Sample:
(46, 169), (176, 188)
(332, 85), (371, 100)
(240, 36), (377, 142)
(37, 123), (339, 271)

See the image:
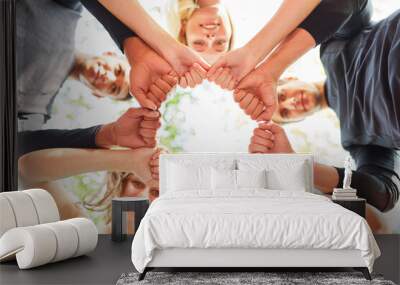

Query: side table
(112, 197), (149, 242)
(332, 198), (366, 218)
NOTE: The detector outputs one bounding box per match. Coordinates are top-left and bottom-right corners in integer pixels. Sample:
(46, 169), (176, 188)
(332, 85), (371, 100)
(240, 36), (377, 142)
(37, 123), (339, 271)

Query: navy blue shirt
(54, 0), (82, 11)
(299, 0), (400, 212)
(80, 0), (136, 50)
(301, 0), (400, 150)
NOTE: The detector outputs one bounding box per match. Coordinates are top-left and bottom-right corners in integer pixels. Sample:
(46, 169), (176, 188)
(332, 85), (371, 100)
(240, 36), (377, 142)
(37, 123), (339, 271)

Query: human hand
(164, 44), (209, 88)
(207, 67), (236, 91)
(207, 46), (257, 84)
(233, 90), (266, 121)
(235, 68), (278, 121)
(178, 62), (208, 88)
(96, 108), (161, 149)
(148, 148), (167, 180)
(125, 37), (178, 110)
(145, 75), (179, 109)
(128, 148), (157, 183)
(249, 122), (294, 154)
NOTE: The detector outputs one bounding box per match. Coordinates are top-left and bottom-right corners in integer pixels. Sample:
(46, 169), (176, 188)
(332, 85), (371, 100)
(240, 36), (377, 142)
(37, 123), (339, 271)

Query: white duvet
(131, 190), (380, 272)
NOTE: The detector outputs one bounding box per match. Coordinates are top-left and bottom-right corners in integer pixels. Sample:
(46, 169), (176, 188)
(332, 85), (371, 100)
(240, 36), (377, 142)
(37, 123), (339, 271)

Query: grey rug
(116, 272), (395, 285)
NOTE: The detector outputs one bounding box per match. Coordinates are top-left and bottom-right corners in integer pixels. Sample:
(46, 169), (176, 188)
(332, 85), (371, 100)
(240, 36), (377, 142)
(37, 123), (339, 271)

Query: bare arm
(247, 0), (320, 65)
(18, 148), (155, 185)
(313, 163), (339, 194)
(258, 0), (369, 75)
(210, 2), (320, 88)
(82, 0), (209, 78)
(249, 122), (339, 194)
(235, 28), (317, 117)
(257, 28), (316, 80)
(98, 0), (177, 58)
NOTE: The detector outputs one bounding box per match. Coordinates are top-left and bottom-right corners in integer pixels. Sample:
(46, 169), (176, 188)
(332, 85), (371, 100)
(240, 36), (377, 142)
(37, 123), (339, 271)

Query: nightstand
(112, 197), (149, 242)
(332, 198), (366, 218)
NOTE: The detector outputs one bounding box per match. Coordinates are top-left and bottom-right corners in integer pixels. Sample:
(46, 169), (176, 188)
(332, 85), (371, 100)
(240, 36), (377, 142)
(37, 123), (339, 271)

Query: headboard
(159, 153), (314, 195)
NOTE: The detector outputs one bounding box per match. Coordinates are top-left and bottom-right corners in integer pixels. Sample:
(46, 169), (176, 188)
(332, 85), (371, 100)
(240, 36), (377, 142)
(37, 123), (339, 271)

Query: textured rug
(116, 271), (395, 285)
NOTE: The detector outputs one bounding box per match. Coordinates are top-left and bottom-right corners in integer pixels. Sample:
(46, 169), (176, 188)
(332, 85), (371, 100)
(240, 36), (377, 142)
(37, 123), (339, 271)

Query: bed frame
(140, 248), (371, 280)
(139, 153), (372, 281)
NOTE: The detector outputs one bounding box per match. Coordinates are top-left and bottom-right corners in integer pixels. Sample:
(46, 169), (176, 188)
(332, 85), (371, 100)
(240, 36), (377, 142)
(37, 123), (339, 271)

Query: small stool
(112, 197), (149, 242)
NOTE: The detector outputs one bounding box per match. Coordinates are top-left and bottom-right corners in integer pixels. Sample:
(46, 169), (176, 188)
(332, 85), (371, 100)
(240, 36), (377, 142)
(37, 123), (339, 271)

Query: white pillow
(237, 158), (308, 191)
(267, 166), (306, 191)
(167, 163), (211, 191)
(211, 168), (237, 190)
(236, 169), (267, 189)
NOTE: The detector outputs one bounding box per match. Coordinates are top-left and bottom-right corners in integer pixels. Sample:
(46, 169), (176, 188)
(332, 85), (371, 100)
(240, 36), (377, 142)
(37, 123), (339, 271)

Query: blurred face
(79, 52), (130, 100)
(185, 5), (232, 64)
(121, 174), (147, 197)
(121, 174), (159, 202)
(147, 179), (160, 202)
(273, 78), (321, 123)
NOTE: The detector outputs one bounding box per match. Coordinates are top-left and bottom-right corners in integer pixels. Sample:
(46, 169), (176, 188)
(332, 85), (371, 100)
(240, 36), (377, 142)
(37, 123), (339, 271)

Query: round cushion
(65, 218), (98, 257)
(0, 196), (17, 237)
(43, 221), (79, 262)
(0, 226), (57, 269)
(0, 192), (39, 227)
(0, 218), (98, 269)
(24, 189), (59, 224)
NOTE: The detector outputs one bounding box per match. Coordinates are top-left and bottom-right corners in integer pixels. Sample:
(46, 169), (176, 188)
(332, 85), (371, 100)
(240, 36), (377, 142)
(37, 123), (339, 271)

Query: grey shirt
(16, 0), (81, 117)
(16, 0), (102, 157)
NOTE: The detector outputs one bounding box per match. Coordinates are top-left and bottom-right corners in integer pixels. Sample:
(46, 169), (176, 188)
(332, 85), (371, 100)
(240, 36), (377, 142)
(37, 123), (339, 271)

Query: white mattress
(131, 191), (380, 273)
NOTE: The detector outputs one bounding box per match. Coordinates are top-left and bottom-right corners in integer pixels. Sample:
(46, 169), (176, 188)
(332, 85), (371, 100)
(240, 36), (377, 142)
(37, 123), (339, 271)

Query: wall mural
(17, 0), (400, 234)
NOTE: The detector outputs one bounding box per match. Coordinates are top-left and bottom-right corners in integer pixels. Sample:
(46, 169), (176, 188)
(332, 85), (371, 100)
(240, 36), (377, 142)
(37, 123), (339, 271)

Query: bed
(131, 153), (380, 280)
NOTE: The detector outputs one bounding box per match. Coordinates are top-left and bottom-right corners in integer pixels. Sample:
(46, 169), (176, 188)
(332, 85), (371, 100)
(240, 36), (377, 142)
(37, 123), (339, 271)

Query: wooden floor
(0, 235), (398, 285)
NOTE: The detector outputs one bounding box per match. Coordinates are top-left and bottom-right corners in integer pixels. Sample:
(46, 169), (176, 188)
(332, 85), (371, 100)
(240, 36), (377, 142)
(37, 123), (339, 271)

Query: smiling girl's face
(184, 5), (233, 64)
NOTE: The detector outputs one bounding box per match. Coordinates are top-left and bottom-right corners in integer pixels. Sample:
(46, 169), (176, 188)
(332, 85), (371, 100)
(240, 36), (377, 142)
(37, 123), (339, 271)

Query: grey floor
(1, 235), (399, 285)
(0, 235), (135, 285)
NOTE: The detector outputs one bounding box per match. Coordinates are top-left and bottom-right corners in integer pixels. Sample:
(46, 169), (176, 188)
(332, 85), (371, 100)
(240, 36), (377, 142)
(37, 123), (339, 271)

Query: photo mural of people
(17, 0), (400, 234)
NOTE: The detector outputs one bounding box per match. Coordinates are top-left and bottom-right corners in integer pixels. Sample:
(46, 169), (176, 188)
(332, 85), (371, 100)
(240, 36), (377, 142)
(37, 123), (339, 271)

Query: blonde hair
(83, 171), (133, 224)
(168, 0), (235, 50)
(180, 0), (199, 19)
(177, 0), (199, 43)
